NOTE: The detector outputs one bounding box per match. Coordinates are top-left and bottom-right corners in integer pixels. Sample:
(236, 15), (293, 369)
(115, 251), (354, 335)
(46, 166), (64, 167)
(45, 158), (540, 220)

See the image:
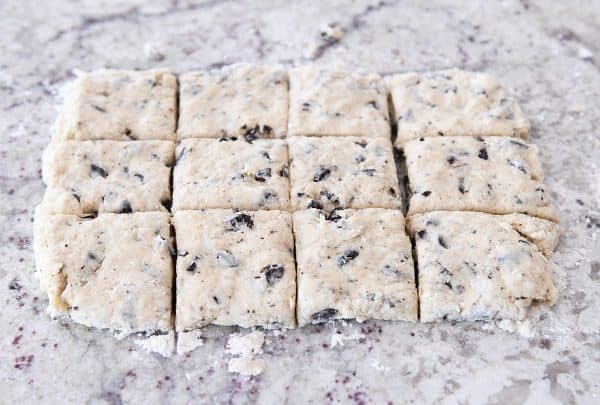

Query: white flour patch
(177, 329), (204, 355)
(225, 331), (266, 376)
(134, 330), (174, 357)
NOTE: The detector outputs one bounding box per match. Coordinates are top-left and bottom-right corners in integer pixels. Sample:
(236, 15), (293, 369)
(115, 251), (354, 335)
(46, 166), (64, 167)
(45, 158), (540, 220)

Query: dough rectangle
(177, 64), (288, 139)
(407, 211), (559, 322)
(174, 209), (296, 330)
(172, 138), (290, 211)
(54, 69), (177, 141)
(405, 136), (557, 221)
(388, 69), (530, 147)
(288, 66), (391, 138)
(293, 208), (417, 326)
(288, 136), (401, 211)
(38, 140), (174, 216)
(33, 212), (174, 333)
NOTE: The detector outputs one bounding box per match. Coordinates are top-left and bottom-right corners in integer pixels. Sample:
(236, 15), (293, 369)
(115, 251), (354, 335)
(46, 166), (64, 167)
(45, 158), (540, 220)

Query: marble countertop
(1, 0), (599, 403)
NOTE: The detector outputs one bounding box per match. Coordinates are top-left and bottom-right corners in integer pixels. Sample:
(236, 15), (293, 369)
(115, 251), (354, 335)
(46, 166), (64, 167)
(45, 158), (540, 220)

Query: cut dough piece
(33, 212), (173, 334)
(293, 209), (417, 327)
(174, 210), (296, 330)
(405, 136), (557, 221)
(38, 140), (174, 216)
(172, 139), (290, 211)
(178, 64), (288, 139)
(388, 69), (530, 147)
(288, 66), (390, 138)
(288, 136), (401, 211)
(54, 69), (177, 141)
(406, 211), (559, 323)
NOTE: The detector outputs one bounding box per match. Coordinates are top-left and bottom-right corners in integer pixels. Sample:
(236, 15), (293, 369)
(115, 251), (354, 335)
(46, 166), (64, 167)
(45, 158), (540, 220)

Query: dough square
(288, 66), (390, 138)
(54, 69), (177, 141)
(177, 64), (288, 139)
(293, 208), (417, 326)
(288, 136), (401, 211)
(406, 211), (560, 322)
(405, 136), (557, 221)
(388, 69), (530, 147)
(172, 138), (290, 211)
(33, 212), (174, 333)
(38, 140), (174, 216)
(174, 209), (296, 330)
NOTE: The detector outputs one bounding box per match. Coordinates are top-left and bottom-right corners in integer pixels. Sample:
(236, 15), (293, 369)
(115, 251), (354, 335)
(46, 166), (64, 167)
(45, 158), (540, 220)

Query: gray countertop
(1, 1), (599, 403)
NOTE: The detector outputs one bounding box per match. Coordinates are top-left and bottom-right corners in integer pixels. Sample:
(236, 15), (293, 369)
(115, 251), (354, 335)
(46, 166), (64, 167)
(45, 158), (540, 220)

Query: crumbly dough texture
(172, 139), (290, 211)
(54, 69), (177, 141)
(293, 209), (417, 326)
(39, 140), (174, 216)
(33, 212), (173, 334)
(405, 136), (557, 221)
(174, 210), (296, 330)
(288, 136), (401, 211)
(406, 211), (559, 323)
(288, 66), (390, 138)
(178, 64), (288, 139)
(388, 69), (530, 147)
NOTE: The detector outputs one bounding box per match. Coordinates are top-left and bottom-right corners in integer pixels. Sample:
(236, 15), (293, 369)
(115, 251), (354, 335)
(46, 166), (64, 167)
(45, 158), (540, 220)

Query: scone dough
(54, 69), (177, 141)
(172, 139), (290, 211)
(288, 66), (390, 138)
(39, 140), (174, 216)
(33, 212), (174, 334)
(288, 136), (401, 211)
(293, 209), (417, 326)
(407, 211), (559, 322)
(174, 209), (296, 330)
(388, 69), (530, 147)
(178, 64), (288, 139)
(405, 136), (557, 221)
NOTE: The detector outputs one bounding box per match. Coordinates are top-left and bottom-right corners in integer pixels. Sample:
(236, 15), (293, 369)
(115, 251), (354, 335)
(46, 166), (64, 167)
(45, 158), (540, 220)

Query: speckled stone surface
(1, 1), (599, 403)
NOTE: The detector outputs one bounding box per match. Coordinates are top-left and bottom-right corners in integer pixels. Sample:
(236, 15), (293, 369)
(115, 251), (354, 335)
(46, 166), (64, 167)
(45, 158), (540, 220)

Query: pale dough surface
(407, 211), (560, 323)
(54, 69), (177, 141)
(288, 66), (390, 138)
(288, 136), (401, 211)
(39, 140), (174, 216)
(405, 136), (557, 221)
(293, 209), (417, 326)
(177, 64), (288, 139)
(388, 69), (530, 147)
(33, 212), (173, 334)
(174, 209), (296, 330)
(172, 139), (290, 211)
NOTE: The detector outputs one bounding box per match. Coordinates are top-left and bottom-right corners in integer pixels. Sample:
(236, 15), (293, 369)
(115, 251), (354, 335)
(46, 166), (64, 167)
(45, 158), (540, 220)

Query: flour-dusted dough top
(178, 64), (288, 139)
(405, 136), (557, 221)
(293, 209), (417, 326)
(407, 211), (559, 322)
(172, 139), (290, 211)
(38, 140), (174, 216)
(288, 66), (390, 138)
(33, 212), (173, 334)
(288, 136), (401, 211)
(388, 69), (530, 147)
(174, 210), (296, 330)
(54, 69), (177, 141)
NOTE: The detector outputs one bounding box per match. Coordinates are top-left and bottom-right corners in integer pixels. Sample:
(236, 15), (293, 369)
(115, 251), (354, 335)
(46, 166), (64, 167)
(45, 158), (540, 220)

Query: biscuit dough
(39, 140), (174, 216)
(288, 66), (390, 138)
(388, 69), (530, 147)
(54, 69), (177, 141)
(405, 136), (557, 221)
(288, 136), (401, 211)
(174, 210), (296, 330)
(33, 212), (173, 334)
(293, 209), (417, 326)
(178, 64), (288, 139)
(407, 211), (560, 322)
(172, 138), (290, 211)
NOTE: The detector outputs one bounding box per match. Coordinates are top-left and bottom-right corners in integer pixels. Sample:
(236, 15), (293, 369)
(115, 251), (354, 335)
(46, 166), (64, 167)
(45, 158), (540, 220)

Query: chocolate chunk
(278, 165), (289, 178)
(336, 249), (359, 266)
(254, 168), (272, 182)
(263, 264), (285, 286)
(313, 165), (333, 182)
(134, 173), (144, 183)
(509, 140), (528, 149)
(458, 177), (467, 194)
(326, 208), (343, 222)
(311, 308), (339, 323)
(320, 190), (340, 205)
(417, 230), (427, 239)
(438, 236), (449, 249)
(186, 262), (197, 273)
(478, 147), (488, 160)
(307, 200), (323, 209)
(507, 159), (528, 174)
(90, 164), (108, 178)
(354, 140), (368, 148)
(213, 296), (219, 304)
(119, 200), (132, 213)
(216, 250), (239, 268)
(354, 154), (366, 163)
(446, 156), (457, 166)
(388, 187), (397, 197)
(422, 190), (431, 197)
(225, 213), (254, 231)
(361, 168), (376, 176)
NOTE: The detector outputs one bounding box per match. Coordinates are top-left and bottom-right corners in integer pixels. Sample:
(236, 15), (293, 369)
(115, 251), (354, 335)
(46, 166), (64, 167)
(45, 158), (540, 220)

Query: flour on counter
(134, 331), (175, 357)
(177, 329), (204, 355)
